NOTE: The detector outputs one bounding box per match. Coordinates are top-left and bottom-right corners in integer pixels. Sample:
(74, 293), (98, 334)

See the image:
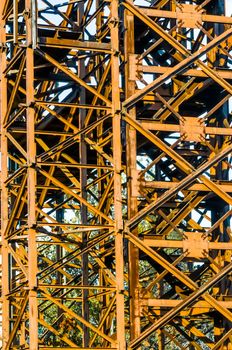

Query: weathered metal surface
(0, 0), (232, 349)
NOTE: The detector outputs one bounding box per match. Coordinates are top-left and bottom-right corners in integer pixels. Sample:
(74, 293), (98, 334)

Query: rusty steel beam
(0, 0), (232, 349)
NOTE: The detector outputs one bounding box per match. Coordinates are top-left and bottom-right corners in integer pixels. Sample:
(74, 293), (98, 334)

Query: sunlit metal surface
(0, 0), (232, 349)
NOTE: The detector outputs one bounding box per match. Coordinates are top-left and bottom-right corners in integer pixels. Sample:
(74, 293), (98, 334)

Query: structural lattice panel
(0, 0), (232, 349)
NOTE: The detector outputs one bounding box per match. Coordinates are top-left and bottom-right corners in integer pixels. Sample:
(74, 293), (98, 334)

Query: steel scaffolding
(1, 0), (232, 349)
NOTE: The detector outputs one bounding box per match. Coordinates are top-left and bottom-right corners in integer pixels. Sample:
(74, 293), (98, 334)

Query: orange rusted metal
(0, 0), (232, 349)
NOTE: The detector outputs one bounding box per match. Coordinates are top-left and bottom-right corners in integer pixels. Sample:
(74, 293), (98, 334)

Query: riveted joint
(114, 108), (121, 114)
(19, 101), (35, 108)
(26, 223), (37, 230)
(0, 43), (7, 52)
(109, 17), (120, 27)
(118, 289), (125, 295)
(23, 8), (31, 19)
(28, 162), (36, 169)
(29, 101), (36, 107)
(121, 107), (127, 116)
(112, 49), (120, 57)
(24, 285), (38, 291)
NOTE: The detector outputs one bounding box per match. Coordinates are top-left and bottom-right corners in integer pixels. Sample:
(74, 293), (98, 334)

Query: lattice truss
(1, 0), (232, 349)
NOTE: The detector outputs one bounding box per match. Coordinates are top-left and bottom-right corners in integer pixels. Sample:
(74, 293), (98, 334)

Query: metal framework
(1, 0), (232, 349)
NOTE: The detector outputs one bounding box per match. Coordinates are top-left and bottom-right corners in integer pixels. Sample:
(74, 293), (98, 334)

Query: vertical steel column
(78, 7), (89, 345)
(209, 1), (232, 344)
(2, 0), (232, 348)
(13, 0), (18, 44)
(124, 9), (140, 341)
(0, 2), (9, 349)
(25, 0), (38, 348)
(110, 0), (125, 348)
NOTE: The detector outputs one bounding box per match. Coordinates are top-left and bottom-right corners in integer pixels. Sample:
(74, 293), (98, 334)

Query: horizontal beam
(143, 237), (232, 250)
(140, 121), (232, 136)
(38, 37), (111, 52)
(139, 65), (232, 80)
(142, 180), (232, 192)
(141, 8), (232, 24)
(141, 299), (232, 309)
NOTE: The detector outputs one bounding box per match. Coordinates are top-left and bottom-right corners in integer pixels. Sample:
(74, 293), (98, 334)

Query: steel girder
(0, 0), (232, 349)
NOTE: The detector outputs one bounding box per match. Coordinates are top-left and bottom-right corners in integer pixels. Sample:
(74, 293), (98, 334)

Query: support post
(26, 0), (38, 348)
(0, 2), (9, 348)
(110, 1), (126, 348)
(124, 8), (140, 341)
